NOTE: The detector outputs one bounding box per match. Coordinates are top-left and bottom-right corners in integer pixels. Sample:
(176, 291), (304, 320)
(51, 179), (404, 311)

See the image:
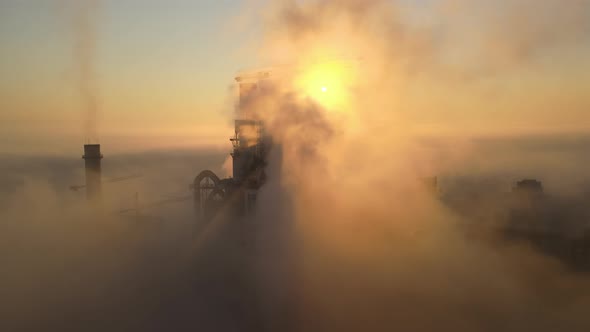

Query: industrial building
(192, 119), (270, 220)
(72, 69), (590, 273)
(192, 72), (273, 221)
(74, 71), (274, 221)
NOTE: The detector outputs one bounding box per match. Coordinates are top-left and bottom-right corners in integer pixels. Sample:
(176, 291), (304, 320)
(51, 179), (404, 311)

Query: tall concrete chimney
(83, 144), (103, 200)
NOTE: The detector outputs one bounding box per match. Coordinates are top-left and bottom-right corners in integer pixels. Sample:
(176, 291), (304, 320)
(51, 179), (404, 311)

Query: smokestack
(83, 144), (103, 200)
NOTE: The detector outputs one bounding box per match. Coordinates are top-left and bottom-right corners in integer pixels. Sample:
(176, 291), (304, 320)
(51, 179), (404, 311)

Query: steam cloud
(237, 0), (590, 330)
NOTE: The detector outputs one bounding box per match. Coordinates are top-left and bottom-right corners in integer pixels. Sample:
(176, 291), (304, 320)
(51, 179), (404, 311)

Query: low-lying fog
(0, 135), (589, 331)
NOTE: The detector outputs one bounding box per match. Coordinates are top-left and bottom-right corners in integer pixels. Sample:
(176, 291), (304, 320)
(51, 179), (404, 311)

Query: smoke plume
(64, 0), (102, 141)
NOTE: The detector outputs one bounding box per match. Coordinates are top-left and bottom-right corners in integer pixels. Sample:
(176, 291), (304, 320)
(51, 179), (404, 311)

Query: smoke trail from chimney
(64, 0), (102, 142)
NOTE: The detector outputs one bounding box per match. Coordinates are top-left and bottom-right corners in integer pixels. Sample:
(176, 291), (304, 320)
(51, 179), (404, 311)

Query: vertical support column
(83, 144), (103, 201)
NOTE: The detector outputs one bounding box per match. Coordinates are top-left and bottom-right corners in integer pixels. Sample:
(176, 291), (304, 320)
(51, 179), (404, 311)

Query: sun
(294, 60), (356, 112)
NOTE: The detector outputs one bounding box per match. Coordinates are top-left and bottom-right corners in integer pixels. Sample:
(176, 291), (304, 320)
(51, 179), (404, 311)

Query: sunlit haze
(1, 0), (589, 154)
(2, 1), (590, 331)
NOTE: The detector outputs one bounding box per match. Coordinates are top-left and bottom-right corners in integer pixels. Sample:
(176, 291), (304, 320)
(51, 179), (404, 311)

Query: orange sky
(1, 0), (589, 155)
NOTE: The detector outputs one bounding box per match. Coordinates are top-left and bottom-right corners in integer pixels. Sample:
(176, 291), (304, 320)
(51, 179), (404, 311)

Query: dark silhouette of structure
(513, 179), (544, 195)
(83, 144), (103, 201)
(192, 120), (269, 221)
(504, 179), (590, 271)
(192, 73), (272, 221)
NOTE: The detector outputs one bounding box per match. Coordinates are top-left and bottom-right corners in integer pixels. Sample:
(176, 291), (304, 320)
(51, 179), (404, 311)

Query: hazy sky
(0, 0), (589, 154)
(0, 0), (259, 154)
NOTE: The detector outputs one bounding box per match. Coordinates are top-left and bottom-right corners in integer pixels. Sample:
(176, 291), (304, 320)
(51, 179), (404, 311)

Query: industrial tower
(192, 71), (272, 220)
(83, 144), (103, 201)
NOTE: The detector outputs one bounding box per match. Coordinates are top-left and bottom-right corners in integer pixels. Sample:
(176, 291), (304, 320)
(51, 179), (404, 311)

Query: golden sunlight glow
(294, 61), (356, 112)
